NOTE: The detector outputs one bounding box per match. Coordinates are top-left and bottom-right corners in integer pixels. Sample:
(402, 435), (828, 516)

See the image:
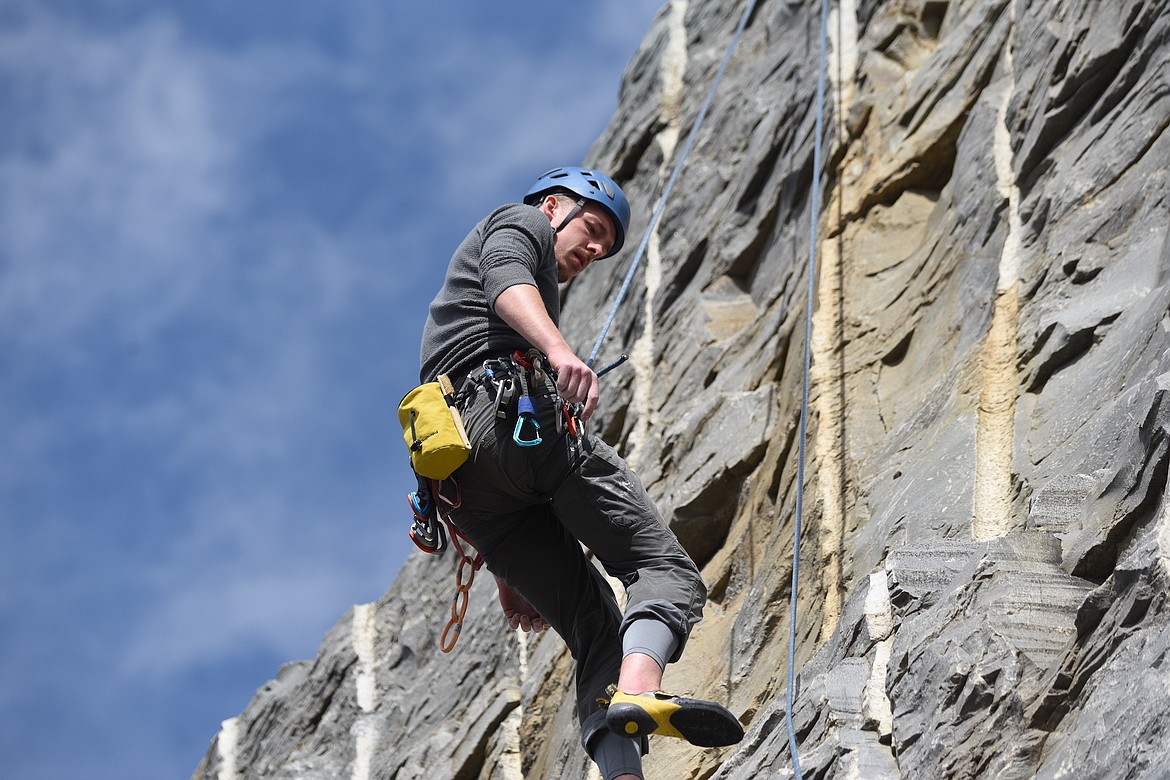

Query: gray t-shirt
(419, 203), (561, 384)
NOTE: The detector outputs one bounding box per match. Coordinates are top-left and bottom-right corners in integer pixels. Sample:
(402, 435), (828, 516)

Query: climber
(417, 166), (744, 780)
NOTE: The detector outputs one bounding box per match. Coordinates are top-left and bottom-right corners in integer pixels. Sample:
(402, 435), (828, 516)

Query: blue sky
(0, 2), (662, 777)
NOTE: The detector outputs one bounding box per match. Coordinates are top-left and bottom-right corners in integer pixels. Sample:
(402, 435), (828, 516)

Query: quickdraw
(482, 358), (516, 419)
(511, 355), (542, 447)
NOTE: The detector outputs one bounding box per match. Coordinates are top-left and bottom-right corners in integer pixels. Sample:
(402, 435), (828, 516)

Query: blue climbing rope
(585, 1), (831, 775)
(587, 0), (760, 367)
(785, 0), (831, 777)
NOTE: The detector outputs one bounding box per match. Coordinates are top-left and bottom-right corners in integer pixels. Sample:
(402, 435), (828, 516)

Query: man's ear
(538, 194), (559, 221)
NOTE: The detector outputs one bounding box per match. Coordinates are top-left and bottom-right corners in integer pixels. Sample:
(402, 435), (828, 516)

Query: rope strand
(785, 1), (832, 776)
(587, 0), (759, 367)
(584, 3), (832, 775)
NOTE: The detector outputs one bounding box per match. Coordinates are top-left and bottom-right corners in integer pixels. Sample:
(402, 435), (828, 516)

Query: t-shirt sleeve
(478, 205), (554, 308)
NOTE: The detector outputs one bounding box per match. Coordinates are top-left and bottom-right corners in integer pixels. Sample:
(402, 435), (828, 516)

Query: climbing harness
(481, 349), (587, 454)
(403, 348), (593, 652)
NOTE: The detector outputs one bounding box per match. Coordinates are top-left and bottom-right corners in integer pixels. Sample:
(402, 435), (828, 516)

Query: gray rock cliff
(195, 0), (1170, 777)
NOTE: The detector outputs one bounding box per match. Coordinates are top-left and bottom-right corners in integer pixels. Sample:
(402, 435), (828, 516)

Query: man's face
(546, 198), (617, 283)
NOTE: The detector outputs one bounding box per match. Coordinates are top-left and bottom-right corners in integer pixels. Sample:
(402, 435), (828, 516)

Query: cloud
(122, 527), (365, 678)
(0, 10), (353, 346)
(0, 0), (388, 675)
(328, 0), (666, 216)
(2, 17), (219, 340)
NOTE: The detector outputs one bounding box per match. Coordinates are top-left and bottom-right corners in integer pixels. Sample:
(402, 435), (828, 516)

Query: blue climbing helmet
(523, 166), (630, 259)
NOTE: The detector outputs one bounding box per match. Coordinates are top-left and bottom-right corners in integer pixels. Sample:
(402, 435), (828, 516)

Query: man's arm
(494, 283), (600, 420)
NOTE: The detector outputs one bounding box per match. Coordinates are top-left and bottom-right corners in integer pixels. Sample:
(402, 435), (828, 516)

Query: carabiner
(513, 395), (542, 447)
(562, 401), (581, 438)
(407, 489), (447, 554)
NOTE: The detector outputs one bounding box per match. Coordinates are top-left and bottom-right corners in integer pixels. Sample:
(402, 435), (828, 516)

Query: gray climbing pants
(448, 366), (706, 751)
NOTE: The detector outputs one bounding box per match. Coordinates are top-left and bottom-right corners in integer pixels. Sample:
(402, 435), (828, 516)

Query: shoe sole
(607, 696), (744, 747)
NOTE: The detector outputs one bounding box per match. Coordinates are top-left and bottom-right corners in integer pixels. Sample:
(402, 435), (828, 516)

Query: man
(419, 166), (743, 779)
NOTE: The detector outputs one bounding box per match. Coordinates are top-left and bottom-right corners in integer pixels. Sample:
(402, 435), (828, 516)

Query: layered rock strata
(196, 0), (1170, 777)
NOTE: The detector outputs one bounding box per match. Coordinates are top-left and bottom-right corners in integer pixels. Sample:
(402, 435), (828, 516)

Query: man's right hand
(494, 284), (602, 421)
(547, 345), (599, 421)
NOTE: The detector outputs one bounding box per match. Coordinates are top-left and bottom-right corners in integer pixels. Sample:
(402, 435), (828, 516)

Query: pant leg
(448, 377), (625, 726)
(545, 434), (707, 664)
(454, 375), (704, 640)
(450, 374), (705, 734)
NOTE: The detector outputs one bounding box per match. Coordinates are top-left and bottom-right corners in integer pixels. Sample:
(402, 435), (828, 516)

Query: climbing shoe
(605, 690), (744, 747)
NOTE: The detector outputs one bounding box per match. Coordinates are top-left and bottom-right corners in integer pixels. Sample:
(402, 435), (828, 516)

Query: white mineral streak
(352, 602), (377, 780)
(812, 0), (859, 637)
(975, 1), (1021, 542)
(216, 717), (240, 780)
(629, 0), (687, 471)
(499, 630), (528, 780)
(863, 573), (895, 738)
(865, 637), (896, 740)
(863, 570), (894, 641)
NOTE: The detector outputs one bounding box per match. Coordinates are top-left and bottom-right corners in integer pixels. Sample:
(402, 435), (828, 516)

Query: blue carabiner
(513, 395), (542, 447)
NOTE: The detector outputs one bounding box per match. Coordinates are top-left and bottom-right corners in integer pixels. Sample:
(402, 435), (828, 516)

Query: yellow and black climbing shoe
(605, 690), (744, 747)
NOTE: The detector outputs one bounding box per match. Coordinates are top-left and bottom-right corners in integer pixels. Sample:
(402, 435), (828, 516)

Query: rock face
(195, 0), (1170, 777)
